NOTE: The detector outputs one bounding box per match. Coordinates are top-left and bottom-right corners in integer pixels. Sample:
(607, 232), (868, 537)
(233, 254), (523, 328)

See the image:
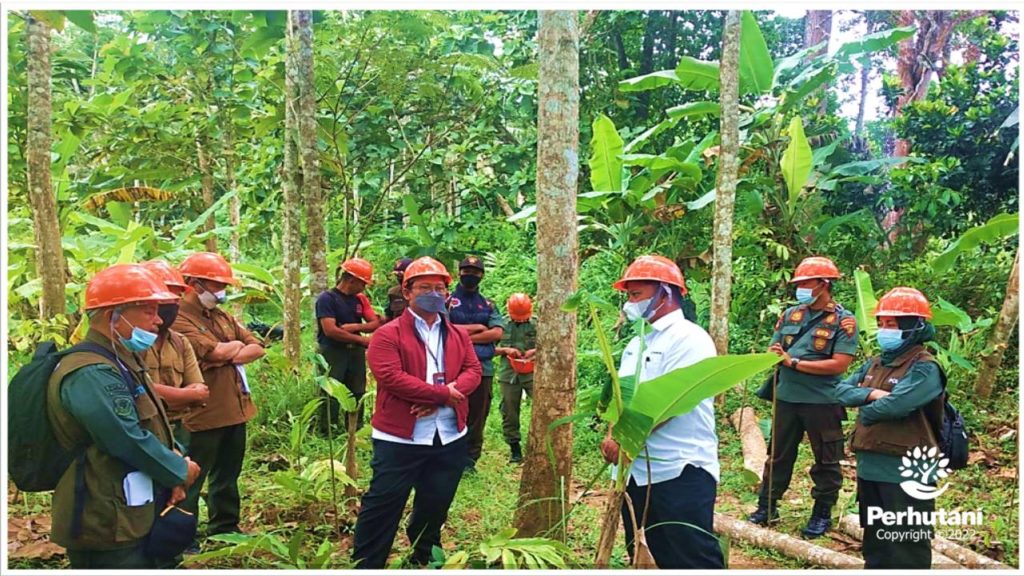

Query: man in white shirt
(352, 257), (481, 569)
(600, 255), (724, 569)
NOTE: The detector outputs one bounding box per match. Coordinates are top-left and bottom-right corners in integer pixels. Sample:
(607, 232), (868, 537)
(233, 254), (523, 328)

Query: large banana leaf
(666, 101), (721, 119)
(612, 353), (780, 458)
(673, 57), (720, 92)
(780, 116), (811, 210)
(932, 213), (1019, 273)
(853, 269), (879, 341)
(833, 26), (916, 64)
(738, 10), (773, 95)
(589, 114), (624, 193)
(617, 69), (681, 93)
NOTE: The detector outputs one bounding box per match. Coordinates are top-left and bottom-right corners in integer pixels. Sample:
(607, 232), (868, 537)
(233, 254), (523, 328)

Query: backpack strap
(57, 342), (140, 538)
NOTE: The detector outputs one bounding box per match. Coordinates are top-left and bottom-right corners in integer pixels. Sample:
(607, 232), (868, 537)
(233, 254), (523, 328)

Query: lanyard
(415, 319), (446, 377)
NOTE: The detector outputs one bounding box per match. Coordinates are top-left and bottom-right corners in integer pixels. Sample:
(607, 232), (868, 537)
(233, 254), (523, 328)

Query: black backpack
(938, 397), (970, 470)
(8, 341), (133, 492)
(931, 361), (969, 470)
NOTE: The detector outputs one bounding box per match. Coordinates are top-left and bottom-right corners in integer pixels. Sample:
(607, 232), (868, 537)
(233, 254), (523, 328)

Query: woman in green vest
(835, 287), (944, 569)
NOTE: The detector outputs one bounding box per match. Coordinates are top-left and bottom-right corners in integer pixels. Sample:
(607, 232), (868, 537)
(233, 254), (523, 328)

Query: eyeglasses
(411, 284), (448, 293)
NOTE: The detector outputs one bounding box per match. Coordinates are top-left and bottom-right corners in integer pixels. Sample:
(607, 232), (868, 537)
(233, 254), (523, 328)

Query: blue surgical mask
(118, 318), (159, 352)
(415, 291), (447, 314)
(795, 287), (816, 305)
(876, 328), (905, 351)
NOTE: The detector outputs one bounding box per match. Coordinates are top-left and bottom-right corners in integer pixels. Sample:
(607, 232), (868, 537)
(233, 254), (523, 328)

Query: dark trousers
(319, 346), (367, 432)
(499, 376), (533, 445)
(67, 543), (153, 569)
(466, 375), (493, 463)
(759, 400), (845, 506)
(858, 477), (933, 569)
(622, 465), (724, 569)
(352, 434), (468, 569)
(182, 423), (247, 535)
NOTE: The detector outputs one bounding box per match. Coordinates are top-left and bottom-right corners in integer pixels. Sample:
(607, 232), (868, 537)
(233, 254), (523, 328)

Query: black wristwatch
(790, 357), (800, 370)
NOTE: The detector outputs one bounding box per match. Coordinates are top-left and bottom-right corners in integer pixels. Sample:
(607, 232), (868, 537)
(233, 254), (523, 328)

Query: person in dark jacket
(351, 256), (482, 569)
(835, 287), (945, 569)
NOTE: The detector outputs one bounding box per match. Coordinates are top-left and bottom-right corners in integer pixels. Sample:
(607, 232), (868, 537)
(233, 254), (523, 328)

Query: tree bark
(636, 12), (658, 120)
(804, 11), (833, 114)
(709, 11), (741, 356)
(854, 59), (870, 137)
(975, 249), (1019, 398)
(292, 11), (328, 296)
(714, 514), (863, 569)
(196, 136), (217, 252)
(730, 407), (767, 485)
(281, 12), (304, 366)
(836, 514), (964, 569)
(514, 10), (579, 540)
(26, 16), (66, 318)
(224, 126), (241, 263)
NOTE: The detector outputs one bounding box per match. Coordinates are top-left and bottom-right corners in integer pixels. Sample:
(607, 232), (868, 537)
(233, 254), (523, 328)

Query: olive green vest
(848, 346), (943, 458)
(46, 332), (176, 550)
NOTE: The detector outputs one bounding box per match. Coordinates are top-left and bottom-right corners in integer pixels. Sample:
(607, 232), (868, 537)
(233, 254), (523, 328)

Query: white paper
(236, 364), (250, 395)
(122, 470), (154, 506)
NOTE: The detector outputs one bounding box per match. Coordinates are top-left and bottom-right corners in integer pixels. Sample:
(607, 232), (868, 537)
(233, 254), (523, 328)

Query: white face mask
(198, 289), (225, 309)
(622, 285), (669, 322)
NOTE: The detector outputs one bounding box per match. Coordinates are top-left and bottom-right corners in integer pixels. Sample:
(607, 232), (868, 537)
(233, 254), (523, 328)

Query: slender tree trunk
(709, 11), (741, 356)
(854, 58), (870, 137)
(281, 13), (304, 366)
(804, 11), (833, 114)
(292, 11), (328, 296)
(514, 10), (579, 540)
(196, 136), (217, 252)
(636, 11), (658, 120)
(26, 16), (66, 318)
(975, 249), (1019, 398)
(224, 126), (241, 263)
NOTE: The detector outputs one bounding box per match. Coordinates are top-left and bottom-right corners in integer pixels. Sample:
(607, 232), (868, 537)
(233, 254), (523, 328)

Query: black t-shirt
(315, 288), (363, 350)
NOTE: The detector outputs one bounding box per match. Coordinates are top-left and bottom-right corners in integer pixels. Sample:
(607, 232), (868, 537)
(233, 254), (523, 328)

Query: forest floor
(7, 368), (1020, 570)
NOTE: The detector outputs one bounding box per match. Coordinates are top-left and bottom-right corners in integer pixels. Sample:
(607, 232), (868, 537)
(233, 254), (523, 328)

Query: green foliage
(780, 116), (811, 209)
(932, 213), (1019, 273)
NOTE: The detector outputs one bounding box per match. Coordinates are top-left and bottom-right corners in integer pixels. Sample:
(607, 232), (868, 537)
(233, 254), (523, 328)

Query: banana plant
(562, 290), (779, 566)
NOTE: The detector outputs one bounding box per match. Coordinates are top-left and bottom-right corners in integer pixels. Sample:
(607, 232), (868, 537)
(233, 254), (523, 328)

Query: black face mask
(157, 303), (180, 334)
(460, 274), (482, 290)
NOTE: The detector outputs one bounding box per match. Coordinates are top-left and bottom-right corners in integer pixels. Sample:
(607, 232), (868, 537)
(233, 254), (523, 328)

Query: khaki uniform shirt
(173, 292), (260, 431)
(143, 330), (204, 421)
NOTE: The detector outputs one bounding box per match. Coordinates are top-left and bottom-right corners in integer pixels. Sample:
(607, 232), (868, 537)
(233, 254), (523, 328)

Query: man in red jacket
(352, 256), (482, 569)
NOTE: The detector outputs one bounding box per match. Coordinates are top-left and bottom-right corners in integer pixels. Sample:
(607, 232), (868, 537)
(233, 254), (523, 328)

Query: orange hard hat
(85, 264), (180, 310)
(510, 357), (535, 375)
(142, 259), (187, 292)
(874, 287), (932, 319)
(341, 257), (374, 285)
(507, 293), (533, 322)
(613, 255), (687, 294)
(403, 256), (452, 286)
(789, 256), (841, 283)
(179, 252), (238, 285)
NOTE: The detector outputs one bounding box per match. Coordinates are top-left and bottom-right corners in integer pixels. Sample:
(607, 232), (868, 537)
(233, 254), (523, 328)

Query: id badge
(432, 372), (446, 386)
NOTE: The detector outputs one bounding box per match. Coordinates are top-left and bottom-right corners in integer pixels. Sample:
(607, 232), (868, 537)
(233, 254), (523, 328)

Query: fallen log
(714, 513), (862, 569)
(730, 407), (767, 486)
(932, 533), (1012, 570)
(837, 514), (964, 569)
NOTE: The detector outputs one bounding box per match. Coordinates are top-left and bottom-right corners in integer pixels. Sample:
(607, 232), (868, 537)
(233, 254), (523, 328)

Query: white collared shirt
(372, 309), (465, 446)
(615, 309), (720, 486)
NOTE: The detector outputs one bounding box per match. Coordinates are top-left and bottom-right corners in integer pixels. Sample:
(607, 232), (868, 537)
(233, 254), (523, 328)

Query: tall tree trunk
(709, 10), (742, 356)
(663, 11), (679, 68)
(636, 11), (658, 120)
(854, 58), (870, 137)
(975, 249), (1019, 398)
(224, 126), (241, 263)
(281, 13), (304, 366)
(292, 11), (328, 296)
(514, 10), (579, 540)
(196, 136), (217, 252)
(26, 16), (66, 318)
(612, 29), (629, 71)
(804, 11), (833, 114)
